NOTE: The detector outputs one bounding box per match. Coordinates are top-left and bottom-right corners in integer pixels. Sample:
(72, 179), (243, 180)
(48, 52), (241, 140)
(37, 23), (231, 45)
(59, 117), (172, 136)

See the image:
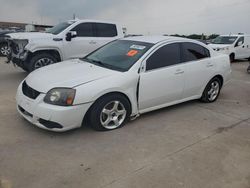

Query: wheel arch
(82, 91), (133, 126)
(27, 49), (62, 62)
(212, 74), (224, 87)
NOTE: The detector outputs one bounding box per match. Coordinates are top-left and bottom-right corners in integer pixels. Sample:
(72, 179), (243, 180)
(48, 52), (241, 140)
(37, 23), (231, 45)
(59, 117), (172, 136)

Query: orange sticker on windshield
(127, 50), (138, 57)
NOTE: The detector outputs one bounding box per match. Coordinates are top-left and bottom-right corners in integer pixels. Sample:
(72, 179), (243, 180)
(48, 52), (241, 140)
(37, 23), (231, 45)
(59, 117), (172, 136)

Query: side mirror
(66, 31), (77, 41)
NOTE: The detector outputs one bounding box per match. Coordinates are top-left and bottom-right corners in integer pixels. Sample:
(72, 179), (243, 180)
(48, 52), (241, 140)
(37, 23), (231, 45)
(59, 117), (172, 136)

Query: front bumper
(7, 51), (29, 68)
(16, 83), (93, 132)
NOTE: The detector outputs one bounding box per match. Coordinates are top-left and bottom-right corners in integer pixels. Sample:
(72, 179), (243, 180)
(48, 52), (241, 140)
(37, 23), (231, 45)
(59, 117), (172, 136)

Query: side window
(182, 42), (210, 62)
(71, 23), (94, 37)
(94, 23), (117, 37)
(146, 43), (181, 71)
(235, 37), (244, 47)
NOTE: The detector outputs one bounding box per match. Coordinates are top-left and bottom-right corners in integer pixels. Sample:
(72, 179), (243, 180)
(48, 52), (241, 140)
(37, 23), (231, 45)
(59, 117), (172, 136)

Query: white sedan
(16, 36), (231, 132)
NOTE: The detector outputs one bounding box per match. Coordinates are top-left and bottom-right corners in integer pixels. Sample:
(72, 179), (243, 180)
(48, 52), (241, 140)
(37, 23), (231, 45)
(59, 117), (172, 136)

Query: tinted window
(95, 23), (117, 37)
(46, 21), (74, 35)
(146, 43), (181, 71)
(71, 23), (94, 37)
(235, 37), (244, 47)
(182, 43), (210, 62)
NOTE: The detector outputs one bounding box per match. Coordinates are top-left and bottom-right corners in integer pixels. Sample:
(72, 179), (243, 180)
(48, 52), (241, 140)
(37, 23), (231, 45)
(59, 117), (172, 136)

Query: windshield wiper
(81, 57), (106, 66)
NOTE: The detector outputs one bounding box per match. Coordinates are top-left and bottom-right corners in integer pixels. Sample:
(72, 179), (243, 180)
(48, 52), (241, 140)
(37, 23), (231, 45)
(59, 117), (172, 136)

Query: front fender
(74, 73), (139, 115)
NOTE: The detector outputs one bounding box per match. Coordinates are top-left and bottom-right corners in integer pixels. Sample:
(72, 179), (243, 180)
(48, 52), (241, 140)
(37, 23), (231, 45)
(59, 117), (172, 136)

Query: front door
(235, 37), (248, 59)
(139, 43), (185, 112)
(63, 23), (98, 59)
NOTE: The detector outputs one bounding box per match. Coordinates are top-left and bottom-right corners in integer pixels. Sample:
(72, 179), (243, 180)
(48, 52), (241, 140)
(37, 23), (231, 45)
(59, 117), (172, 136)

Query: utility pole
(73, 14), (76, 20)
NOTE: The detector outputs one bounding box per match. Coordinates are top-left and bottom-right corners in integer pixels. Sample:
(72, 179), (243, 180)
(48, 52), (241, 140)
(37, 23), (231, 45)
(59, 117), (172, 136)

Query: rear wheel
(201, 77), (222, 103)
(88, 94), (131, 131)
(28, 53), (57, 72)
(0, 43), (10, 56)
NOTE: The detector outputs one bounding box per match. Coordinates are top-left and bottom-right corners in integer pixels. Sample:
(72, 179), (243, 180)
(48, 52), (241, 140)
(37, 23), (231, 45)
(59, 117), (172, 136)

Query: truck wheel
(229, 54), (235, 62)
(28, 53), (57, 72)
(88, 94), (131, 131)
(0, 43), (11, 56)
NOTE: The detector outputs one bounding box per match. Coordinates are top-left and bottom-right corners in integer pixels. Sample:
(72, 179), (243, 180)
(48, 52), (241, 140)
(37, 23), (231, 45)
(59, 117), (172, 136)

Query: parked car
(0, 31), (12, 56)
(16, 36), (231, 132)
(208, 34), (250, 62)
(7, 19), (124, 72)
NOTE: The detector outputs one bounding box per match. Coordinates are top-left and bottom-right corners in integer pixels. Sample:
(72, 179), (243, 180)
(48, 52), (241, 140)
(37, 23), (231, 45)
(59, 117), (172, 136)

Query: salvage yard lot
(0, 57), (250, 188)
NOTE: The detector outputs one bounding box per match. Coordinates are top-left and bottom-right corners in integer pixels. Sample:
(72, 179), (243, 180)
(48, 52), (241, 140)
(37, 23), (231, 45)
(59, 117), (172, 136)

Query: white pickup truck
(7, 19), (124, 72)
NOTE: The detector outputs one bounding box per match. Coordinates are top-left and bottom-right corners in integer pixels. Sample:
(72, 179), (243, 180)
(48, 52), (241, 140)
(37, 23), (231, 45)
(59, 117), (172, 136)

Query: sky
(0, 0), (250, 35)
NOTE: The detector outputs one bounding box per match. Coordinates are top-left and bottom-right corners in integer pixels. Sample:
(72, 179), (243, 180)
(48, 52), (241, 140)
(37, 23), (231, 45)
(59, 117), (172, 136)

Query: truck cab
(7, 19), (124, 72)
(208, 34), (250, 62)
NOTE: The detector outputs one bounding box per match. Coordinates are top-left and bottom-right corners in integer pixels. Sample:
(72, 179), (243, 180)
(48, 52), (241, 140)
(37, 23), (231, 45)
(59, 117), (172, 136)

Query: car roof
(68, 19), (118, 25)
(122, 35), (195, 44)
(221, 34), (250, 37)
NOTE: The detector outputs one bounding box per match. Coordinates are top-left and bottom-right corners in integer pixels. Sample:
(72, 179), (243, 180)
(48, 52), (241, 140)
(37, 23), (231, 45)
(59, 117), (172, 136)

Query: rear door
(181, 42), (215, 99)
(139, 43), (185, 111)
(92, 23), (119, 48)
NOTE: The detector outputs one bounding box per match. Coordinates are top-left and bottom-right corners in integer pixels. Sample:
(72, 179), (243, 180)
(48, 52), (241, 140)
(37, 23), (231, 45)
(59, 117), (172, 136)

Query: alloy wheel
(0, 45), (11, 56)
(100, 101), (127, 129)
(207, 81), (220, 101)
(34, 58), (55, 69)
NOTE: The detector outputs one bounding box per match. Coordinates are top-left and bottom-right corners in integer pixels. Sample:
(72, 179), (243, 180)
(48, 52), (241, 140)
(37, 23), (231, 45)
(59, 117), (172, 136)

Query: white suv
(7, 19), (124, 72)
(208, 34), (250, 62)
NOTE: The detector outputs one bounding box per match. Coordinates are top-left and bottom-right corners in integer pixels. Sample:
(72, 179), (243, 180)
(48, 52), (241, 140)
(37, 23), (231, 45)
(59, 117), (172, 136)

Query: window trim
(140, 41), (211, 73)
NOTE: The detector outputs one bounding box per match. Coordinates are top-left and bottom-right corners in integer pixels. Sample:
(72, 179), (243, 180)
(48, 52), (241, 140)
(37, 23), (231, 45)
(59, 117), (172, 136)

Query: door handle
(175, 69), (184, 75)
(89, 41), (97, 44)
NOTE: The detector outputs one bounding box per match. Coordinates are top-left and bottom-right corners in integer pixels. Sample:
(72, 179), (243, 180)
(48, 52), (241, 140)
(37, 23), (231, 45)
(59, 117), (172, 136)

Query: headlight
(44, 88), (76, 106)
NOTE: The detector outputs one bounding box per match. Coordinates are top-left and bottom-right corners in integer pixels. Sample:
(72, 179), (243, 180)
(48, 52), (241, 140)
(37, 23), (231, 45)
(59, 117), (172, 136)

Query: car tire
(0, 43), (10, 56)
(247, 65), (250, 74)
(28, 53), (57, 72)
(88, 94), (131, 131)
(200, 77), (222, 103)
(229, 54), (235, 63)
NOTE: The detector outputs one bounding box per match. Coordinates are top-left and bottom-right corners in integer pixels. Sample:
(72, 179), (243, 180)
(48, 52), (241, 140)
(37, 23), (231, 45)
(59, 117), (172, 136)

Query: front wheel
(201, 78), (222, 103)
(247, 65), (250, 74)
(88, 94), (131, 131)
(229, 54), (235, 63)
(28, 53), (57, 72)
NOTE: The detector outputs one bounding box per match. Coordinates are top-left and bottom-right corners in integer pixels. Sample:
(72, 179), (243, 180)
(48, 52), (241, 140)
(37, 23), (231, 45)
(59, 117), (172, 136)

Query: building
(0, 21), (53, 32)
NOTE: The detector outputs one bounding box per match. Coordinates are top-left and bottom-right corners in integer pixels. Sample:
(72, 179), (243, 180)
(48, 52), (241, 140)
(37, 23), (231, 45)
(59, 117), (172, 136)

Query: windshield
(211, 36), (238, 44)
(81, 40), (154, 72)
(46, 21), (75, 35)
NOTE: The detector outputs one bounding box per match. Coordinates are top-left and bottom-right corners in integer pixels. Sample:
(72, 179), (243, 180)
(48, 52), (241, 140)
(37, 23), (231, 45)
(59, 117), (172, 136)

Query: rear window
(182, 42), (210, 62)
(94, 23), (118, 37)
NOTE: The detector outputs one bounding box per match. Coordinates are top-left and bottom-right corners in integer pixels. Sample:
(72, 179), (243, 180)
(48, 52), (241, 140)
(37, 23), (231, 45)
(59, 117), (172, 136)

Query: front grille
(22, 81), (40, 100)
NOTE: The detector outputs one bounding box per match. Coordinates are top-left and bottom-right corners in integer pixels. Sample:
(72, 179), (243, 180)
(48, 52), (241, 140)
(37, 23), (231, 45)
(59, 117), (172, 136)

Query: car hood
(7, 32), (54, 40)
(208, 44), (231, 49)
(25, 59), (116, 93)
